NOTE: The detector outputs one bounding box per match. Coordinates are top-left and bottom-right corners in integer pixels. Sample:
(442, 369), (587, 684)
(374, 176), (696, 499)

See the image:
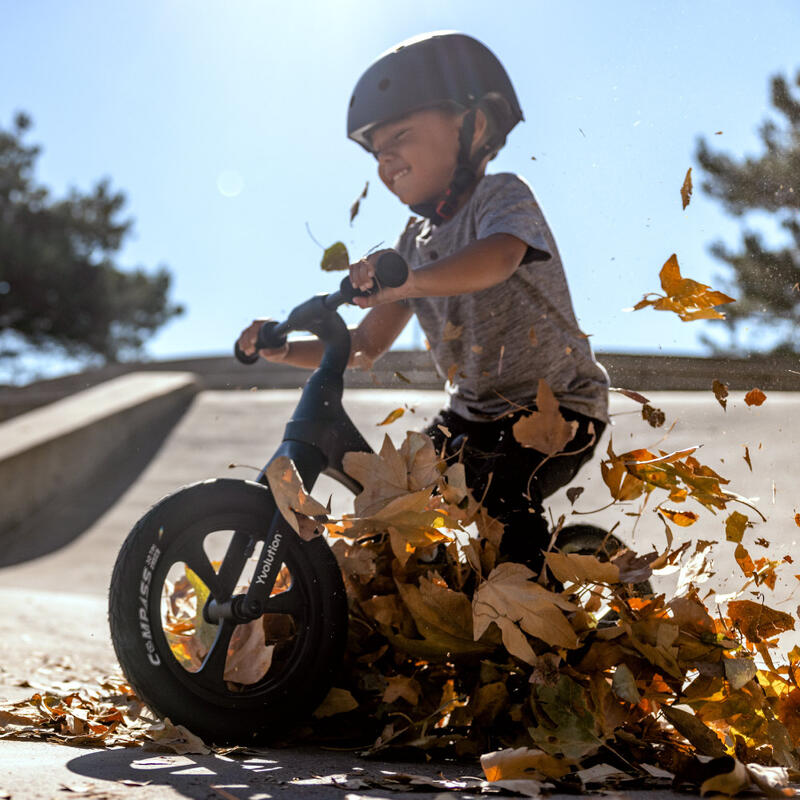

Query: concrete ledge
(0, 371), (199, 537)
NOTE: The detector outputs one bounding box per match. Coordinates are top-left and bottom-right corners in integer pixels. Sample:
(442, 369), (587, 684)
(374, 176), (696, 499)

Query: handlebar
(234, 251), (408, 365)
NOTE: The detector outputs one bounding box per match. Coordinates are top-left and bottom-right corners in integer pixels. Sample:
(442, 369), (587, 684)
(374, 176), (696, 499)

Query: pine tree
(0, 113), (183, 368)
(696, 70), (800, 353)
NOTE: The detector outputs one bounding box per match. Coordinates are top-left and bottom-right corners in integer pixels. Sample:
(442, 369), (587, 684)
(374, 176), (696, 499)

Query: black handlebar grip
(339, 251), (409, 303)
(233, 320), (286, 366)
(234, 341), (260, 365)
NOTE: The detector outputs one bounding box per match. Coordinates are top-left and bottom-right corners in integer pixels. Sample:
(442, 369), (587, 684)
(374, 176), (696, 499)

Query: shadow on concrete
(64, 745), (481, 800)
(0, 400), (191, 568)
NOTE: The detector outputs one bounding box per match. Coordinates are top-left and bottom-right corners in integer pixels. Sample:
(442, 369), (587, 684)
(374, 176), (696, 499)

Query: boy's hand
(237, 319), (289, 361)
(349, 250), (415, 308)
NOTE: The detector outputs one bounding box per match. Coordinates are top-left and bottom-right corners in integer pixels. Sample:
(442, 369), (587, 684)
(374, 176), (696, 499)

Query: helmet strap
(410, 108), (490, 226)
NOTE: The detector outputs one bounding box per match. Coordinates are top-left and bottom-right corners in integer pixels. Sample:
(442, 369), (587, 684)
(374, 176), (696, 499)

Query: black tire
(108, 478), (348, 745)
(554, 523), (653, 597)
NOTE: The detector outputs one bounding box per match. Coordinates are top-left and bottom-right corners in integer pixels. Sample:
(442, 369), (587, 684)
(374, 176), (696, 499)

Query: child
(238, 31), (609, 571)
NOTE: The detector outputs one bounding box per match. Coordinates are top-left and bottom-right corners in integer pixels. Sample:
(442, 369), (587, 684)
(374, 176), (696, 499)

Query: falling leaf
(681, 167), (693, 209)
(723, 657), (757, 690)
(744, 388), (767, 407)
(725, 511), (749, 543)
(727, 599), (795, 642)
(566, 487), (584, 506)
(610, 387), (650, 404)
(743, 446), (752, 471)
(312, 688), (358, 718)
(659, 508), (699, 527)
(528, 326), (538, 346)
(712, 380), (729, 410)
(378, 407), (405, 426)
(641, 404), (665, 428)
(629, 254), (735, 321)
(447, 363), (459, 384)
(320, 241), (350, 271)
(393, 371), (411, 383)
(442, 321), (463, 341)
(795, 513), (800, 528)
(662, 707), (727, 758)
(223, 620), (274, 685)
(471, 344), (483, 354)
(512, 379), (578, 456)
(349, 181), (368, 224)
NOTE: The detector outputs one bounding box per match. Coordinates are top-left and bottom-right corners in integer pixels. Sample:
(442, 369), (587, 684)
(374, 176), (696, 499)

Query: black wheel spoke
(195, 618), (236, 686)
(184, 544), (224, 600)
(216, 530), (253, 596)
(262, 586), (303, 616)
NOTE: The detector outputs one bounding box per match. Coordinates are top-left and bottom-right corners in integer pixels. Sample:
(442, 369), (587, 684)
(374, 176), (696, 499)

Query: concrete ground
(1, 389), (799, 799)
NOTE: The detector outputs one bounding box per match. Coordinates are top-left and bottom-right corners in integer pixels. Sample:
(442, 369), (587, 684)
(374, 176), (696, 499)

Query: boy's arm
(237, 301), (412, 370)
(350, 233), (528, 308)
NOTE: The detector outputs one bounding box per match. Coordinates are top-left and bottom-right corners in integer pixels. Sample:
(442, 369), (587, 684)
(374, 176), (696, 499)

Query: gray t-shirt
(394, 172), (609, 423)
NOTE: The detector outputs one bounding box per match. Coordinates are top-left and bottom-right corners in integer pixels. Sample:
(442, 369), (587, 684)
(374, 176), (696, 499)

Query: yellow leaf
(512, 379), (578, 456)
(660, 507), (699, 527)
(377, 407), (405, 426)
(725, 511), (749, 543)
(481, 746), (572, 781)
(320, 241), (349, 271)
(473, 563), (579, 662)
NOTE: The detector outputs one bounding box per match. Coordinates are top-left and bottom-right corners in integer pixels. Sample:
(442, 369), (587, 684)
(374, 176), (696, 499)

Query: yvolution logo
(255, 533), (283, 585)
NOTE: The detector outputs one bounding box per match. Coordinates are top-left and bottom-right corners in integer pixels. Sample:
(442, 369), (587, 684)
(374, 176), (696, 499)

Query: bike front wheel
(108, 478), (348, 745)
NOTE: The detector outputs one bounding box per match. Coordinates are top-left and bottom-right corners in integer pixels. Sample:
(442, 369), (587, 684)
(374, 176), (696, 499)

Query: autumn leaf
(512, 379), (578, 456)
(378, 407), (405, 426)
(727, 599), (795, 643)
(600, 439), (645, 502)
(566, 486), (584, 506)
(312, 688), (358, 718)
(528, 326), (538, 346)
(543, 552), (620, 585)
(382, 676), (422, 705)
(442, 321), (463, 341)
(349, 181), (368, 224)
(681, 167), (693, 210)
(629, 253), (735, 321)
(641, 404), (666, 428)
(481, 746), (572, 781)
(662, 706), (726, 758)
(745, 388), (767, 407)
(743, 446), (752, 471)
(473, 563), (579, 663)
(659, 508), (699, 527)
(712, 379), (729, 410)
(320, 241), (350, 271)
(223, 620), (274, 685)
(725, 511), (749, 543)
(265, 455), (328, 537)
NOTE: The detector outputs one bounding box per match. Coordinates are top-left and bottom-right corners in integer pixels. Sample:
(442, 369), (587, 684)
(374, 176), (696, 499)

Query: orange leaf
(512, 379), (578, 456)
(745, 388), (767, 407)
(660, 508), (699, 527)
(377, 407), (405, 426)
(727, 599), (795, 642)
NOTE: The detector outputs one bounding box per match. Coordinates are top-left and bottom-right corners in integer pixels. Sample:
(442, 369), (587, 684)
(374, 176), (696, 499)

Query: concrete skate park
(1, 350), (799, 800)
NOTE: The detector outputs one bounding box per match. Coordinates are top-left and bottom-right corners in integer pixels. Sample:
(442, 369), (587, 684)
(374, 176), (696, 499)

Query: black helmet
(347, 31), (524, 155)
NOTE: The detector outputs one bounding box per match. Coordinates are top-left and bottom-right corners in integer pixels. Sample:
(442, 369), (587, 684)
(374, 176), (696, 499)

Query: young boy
(238, 31), (609, 571)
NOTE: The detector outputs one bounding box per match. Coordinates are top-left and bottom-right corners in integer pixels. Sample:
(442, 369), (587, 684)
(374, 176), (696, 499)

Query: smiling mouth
(390, 167), (411, 186)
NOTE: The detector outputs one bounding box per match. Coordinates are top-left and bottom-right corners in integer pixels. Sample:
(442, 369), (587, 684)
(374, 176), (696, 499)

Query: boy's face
(370, 108), (464, 206)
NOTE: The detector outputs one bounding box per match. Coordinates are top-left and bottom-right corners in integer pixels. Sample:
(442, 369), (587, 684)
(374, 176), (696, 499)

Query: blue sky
(2, 0), (799, 379)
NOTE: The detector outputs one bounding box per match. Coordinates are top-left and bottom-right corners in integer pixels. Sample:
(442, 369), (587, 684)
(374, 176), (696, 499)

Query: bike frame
(205, 290), (373, 626)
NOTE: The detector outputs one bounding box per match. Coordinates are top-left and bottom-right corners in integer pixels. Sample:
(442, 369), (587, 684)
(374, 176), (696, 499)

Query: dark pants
(424, 406), (605, 572)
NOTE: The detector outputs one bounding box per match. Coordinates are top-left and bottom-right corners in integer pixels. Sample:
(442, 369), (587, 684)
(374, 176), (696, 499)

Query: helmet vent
(378, 78), (391, 91)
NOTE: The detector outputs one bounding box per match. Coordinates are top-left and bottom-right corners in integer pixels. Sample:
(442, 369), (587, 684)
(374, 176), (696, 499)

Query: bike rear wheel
(109, 478), (347, 745)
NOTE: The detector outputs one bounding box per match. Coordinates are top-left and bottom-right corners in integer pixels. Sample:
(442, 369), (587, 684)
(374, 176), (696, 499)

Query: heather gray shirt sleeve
(397, 173), (609, 423)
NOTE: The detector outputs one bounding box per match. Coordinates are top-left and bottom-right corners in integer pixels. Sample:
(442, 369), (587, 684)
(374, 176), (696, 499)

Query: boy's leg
(425, 407), (605, 572)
